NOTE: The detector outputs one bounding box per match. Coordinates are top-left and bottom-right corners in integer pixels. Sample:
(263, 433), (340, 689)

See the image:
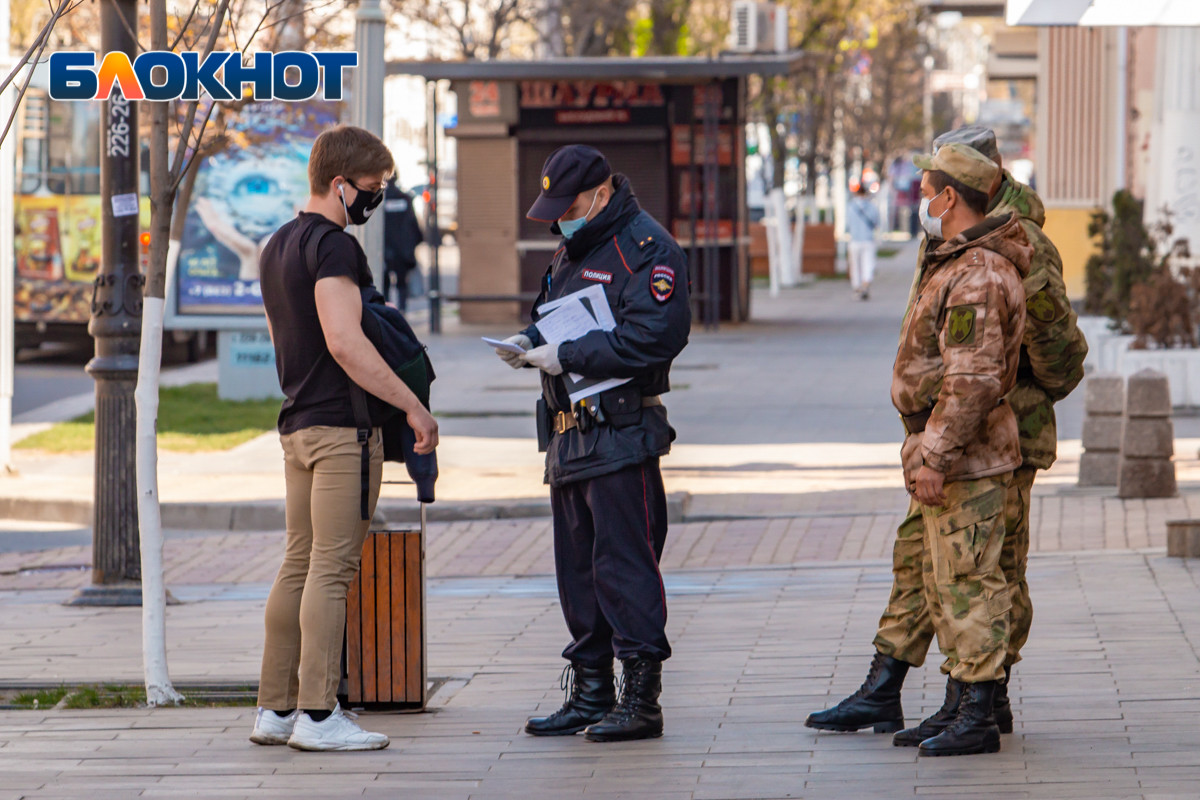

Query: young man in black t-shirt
(250, 125), (438, 752)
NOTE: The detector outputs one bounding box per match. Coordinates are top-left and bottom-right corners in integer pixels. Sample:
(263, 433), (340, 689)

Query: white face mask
(918, 189), (948, 239)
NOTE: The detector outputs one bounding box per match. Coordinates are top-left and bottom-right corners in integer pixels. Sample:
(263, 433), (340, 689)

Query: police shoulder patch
(1026, 290), (1056, 323)
(650, 265), (675, 303)
(946, 305), (978, 346)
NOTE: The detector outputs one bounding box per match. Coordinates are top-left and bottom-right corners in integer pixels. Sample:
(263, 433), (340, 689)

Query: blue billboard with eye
(174, 99), (340, 316)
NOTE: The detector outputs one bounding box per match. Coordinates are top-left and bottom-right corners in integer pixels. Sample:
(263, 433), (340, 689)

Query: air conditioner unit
(729, 2), (789, 54)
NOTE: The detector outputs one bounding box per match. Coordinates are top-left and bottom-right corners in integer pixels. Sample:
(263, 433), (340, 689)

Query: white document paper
(535, 286), (631, 404)
(482, 336), (526, 354)
(535, 297), (598, 344)
(537, 283), (616, 330)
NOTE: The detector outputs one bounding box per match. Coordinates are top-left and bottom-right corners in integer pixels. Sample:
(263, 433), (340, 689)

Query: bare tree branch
(257, 0), (342, 38)
(105, 0), (147, 53)
(168, 0), (232, 181)
(168, 0), (205, 52)
(171, 100), (218, 194)
(0, 0), (85, 97)
(0, 0), (78, 150)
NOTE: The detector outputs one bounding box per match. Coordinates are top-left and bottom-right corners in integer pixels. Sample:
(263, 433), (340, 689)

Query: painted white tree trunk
(769, 188), (795, 288)
(135, 295), (183, 706)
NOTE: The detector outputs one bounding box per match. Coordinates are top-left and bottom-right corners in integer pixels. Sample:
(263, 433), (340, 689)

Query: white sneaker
(249, 708), (298, 745)
(287, 704), (390, 752)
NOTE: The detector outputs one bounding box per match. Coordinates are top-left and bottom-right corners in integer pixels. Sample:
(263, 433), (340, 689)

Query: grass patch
(64, 684), (145, 709)
(16, 383), (278, 453)
(11, 686), (69, 709)
(877, 246), (900, 258)
(2, 683), (259, 709)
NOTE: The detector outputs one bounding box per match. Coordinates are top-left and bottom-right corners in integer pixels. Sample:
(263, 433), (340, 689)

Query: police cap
(526, 144), (612, 222)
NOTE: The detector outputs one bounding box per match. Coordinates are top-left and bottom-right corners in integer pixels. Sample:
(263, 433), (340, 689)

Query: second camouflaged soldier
(806, 126), (1087, 750)
(821, 144), (1030, 756)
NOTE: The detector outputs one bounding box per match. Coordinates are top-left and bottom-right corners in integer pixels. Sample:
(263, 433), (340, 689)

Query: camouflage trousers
(872, 471), (1027, 683)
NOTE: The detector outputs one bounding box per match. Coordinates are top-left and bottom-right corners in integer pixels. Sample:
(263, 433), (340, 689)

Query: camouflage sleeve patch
(946, 305), (981, 347)
(1026, 289), (1058, 323)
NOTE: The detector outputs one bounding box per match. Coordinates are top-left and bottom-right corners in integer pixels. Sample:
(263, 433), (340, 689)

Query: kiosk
(388, 55), (802, 328)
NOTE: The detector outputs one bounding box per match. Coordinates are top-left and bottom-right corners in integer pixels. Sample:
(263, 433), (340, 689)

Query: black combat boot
(918, 680), (1001, 757)
(805, 651), (909, 733)
(525, 662), (615, 736)
(993, 666), (1013, 734)
(892, 677), (964, 746)
(583, 657), (663, 742)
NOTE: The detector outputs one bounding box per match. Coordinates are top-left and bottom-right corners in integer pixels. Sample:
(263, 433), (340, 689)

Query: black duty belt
(553, 395), (662, 435)
(900, 407), (933, 435)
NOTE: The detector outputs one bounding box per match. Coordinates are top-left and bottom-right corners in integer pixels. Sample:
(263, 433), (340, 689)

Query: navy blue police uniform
(514, 145), (689, 742)
(521, 171), (690, 665)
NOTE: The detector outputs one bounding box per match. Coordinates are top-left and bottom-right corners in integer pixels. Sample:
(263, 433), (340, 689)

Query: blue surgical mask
(558, 189), (600, 240)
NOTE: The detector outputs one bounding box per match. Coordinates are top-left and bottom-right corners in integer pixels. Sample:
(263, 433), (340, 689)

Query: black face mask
(339, 178), (385, 226)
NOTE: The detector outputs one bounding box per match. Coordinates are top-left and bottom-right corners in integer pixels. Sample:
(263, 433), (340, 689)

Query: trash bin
(339, 504), (427, 710)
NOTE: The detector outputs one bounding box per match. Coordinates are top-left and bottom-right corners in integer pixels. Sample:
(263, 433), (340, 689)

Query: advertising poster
(174, 100), (340, 317)
(13, 194), (146, 325)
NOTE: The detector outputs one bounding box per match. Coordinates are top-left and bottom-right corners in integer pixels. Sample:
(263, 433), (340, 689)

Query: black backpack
(302, 218), (438, 517)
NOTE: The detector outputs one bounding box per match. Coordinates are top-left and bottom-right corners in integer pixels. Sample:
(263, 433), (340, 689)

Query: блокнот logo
(48, 51), (357, 102)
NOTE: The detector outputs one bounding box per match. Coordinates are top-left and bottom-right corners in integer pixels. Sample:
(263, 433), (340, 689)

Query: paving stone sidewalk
(4, 480), (1200, 591)
(2, 552), (1200, 799)
(6, 239), (1200, 798)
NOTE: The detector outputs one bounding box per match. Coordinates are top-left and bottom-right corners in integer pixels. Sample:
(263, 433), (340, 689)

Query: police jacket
(521, 174), (690, 487)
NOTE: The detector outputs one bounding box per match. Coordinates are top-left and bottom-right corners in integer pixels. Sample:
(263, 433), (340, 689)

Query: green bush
(1083, 190), (1165, 331)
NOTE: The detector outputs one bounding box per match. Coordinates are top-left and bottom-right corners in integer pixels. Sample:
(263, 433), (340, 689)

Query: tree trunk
(762, 84), (786, 191)
(137, 0), (182, 707)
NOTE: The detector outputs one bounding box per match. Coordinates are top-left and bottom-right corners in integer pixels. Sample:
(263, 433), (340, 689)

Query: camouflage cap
(933, 125), (1000, 161)
(912, 143), (999, 193)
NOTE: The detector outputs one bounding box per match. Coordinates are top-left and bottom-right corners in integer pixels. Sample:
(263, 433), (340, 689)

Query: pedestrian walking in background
(494, 144), (690, 742)
(382, 177), (424, 311)
(252, 125), (438, 752)
(846, 184), (880, 299)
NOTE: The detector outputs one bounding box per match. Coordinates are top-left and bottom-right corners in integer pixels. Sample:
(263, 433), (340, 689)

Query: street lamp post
(352, 0), (387, 290)
(68, 0), (143, 606)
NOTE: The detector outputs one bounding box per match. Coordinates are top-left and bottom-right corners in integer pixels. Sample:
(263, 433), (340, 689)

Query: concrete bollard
(1079, 373), (1125, 486)
(1117, 369), (1177, 498)
(1166, 520), (1200, 558)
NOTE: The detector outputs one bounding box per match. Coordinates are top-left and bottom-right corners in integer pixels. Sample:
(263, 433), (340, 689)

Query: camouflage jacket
(989, 174), (1088, 468)
(893, 213), (1031, 488)
(905, 172), (1088, 469)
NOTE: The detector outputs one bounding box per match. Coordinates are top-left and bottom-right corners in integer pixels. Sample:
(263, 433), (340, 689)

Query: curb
(0, 492), (693, 531)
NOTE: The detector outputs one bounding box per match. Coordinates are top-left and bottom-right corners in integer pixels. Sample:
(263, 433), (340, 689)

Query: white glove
(495, 334), (532, 369)
(522, 343), (563, 376)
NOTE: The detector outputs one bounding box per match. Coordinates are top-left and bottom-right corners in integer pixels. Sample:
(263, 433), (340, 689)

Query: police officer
(494, 144), (690, 742)
(806, 127), (1088, 749)
(382, 178), (424, 311)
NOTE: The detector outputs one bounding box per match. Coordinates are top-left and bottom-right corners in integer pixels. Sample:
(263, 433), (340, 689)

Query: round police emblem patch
(651, 265), (675, 303)
(542, 176), (551, 190)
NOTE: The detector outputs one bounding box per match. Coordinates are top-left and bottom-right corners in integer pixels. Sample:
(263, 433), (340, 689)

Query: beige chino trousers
(257, 425), (382, 711)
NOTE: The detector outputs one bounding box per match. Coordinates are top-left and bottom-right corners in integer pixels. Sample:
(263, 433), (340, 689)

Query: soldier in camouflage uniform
(810, 144), (1031, 757)
(806, 127), (1088, 752)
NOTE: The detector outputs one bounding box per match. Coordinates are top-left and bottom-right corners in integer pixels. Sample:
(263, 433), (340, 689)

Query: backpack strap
(304, 218), (373, 522)
(348, 387), (372, 522)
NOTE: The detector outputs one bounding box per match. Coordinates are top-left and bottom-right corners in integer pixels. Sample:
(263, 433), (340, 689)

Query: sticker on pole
(111, 192), (139, 217)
